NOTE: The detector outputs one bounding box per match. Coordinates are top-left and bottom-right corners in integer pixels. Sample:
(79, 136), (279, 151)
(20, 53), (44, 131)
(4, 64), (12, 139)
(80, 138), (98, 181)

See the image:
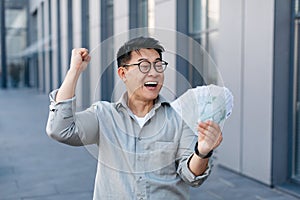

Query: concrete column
(0, 0), (7, 88)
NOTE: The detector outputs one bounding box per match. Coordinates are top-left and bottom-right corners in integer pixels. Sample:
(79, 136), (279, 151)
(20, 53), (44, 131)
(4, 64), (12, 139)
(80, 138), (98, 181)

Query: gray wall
(217, 0), (275, 185)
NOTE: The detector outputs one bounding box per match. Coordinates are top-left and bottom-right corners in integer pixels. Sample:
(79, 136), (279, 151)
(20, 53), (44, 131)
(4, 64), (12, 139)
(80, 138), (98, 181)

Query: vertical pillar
(0, 0), (7, 88)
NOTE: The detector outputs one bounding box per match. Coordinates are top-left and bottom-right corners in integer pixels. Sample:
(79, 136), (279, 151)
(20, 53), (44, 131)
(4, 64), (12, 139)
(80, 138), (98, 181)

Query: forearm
(188, 154), (209, 176)
(56, 68), (81, 102)
(56, 48), (90, 102)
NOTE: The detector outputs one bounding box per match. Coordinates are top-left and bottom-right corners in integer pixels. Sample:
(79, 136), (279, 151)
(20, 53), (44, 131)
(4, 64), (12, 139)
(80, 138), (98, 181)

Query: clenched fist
(55, 48), (91, 102)
(70, 48), (91, 73)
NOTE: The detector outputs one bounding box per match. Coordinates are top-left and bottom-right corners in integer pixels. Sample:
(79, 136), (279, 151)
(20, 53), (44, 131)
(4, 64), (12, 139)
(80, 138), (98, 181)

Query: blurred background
(0, 0), (299, 199)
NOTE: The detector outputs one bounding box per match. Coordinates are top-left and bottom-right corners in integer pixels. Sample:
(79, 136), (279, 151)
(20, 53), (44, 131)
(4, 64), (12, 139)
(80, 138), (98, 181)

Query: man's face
(119, 48), (164, 102)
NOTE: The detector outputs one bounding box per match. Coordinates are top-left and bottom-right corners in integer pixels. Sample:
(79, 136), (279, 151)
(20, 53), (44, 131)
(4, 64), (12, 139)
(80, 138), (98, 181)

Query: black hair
(116, 36), (165, 67)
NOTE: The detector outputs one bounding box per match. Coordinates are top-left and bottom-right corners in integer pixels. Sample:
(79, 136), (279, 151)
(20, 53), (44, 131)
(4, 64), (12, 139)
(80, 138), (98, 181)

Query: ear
(117, 67), (127, 82)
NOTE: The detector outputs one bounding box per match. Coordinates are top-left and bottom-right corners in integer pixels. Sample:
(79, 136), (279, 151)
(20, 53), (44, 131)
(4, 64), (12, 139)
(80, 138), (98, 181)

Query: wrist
(194, 142), (213, 159)
(68, 66), (82, 74)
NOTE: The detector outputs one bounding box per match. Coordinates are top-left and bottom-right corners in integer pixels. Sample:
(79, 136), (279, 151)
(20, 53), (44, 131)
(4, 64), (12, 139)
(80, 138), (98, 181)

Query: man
(46, 37), (222, 200)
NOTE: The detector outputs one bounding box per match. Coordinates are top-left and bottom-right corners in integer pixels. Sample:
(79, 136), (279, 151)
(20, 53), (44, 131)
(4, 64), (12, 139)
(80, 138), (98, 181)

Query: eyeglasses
(122, 60), (168, 74)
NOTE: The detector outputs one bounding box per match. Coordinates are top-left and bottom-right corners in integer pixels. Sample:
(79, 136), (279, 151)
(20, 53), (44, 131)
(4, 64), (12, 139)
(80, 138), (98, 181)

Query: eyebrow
(137, 58), (162, 62)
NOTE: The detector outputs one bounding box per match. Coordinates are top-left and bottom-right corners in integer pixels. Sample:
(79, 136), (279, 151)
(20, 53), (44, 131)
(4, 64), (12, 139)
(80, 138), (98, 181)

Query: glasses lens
(155, 61), (166, 72)
(139, 61), (151, 73)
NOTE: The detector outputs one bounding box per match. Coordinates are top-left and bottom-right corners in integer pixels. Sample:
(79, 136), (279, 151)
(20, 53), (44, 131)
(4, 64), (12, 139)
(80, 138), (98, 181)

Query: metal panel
(272, 0), (292, 186)
(100, 0), (114, 102)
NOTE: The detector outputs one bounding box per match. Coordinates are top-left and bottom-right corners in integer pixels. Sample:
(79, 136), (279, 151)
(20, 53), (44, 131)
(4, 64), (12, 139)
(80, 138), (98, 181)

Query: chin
(142, 92), (159, 101)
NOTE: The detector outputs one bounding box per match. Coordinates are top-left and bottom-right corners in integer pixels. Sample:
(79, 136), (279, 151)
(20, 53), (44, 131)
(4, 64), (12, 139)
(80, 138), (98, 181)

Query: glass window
(292, 0), (300, 184)
(67, 0), (73, 60)
(129, 0), (149, 35)
(56, 0), (62, 86)
(129, 0), (148, 28)
(81, 0), (90, 108)
(188, 0), (219, 45)
(101, 0), (114, 101)
(189, 0), (205, 35)
(48, 0), (53, 91)
(138, 0), (148, 28)
(188, 0), (220, 87)
(4, 0), (28, 88)
(41, 2), (46, 92)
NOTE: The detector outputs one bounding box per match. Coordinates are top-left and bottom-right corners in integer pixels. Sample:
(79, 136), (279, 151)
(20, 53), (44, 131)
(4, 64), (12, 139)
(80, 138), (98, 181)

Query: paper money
(171, 84), (233, 133)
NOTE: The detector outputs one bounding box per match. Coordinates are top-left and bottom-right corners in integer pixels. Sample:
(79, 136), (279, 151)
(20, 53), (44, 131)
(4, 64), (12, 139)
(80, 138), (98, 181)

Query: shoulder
(90, 100), (116, 112)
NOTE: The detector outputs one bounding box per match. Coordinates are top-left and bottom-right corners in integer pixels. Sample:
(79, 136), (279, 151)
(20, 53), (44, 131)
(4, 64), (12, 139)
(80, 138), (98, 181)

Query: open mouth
(144, 81), (158, 88)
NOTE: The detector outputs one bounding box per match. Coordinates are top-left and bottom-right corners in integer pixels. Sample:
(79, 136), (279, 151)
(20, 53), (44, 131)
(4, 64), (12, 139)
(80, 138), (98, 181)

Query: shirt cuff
(183, 153), (212, 187)
(49, 89), (77, 118)
(49, 89), (76, 105)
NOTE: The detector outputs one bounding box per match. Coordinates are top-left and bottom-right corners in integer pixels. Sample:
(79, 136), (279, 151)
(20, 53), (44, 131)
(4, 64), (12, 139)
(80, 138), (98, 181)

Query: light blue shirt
(46, 90), (212, 200)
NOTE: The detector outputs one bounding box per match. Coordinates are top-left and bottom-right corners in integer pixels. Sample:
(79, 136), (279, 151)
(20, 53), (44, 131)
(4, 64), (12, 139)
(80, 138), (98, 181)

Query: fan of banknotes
(170, 84), (233, 134)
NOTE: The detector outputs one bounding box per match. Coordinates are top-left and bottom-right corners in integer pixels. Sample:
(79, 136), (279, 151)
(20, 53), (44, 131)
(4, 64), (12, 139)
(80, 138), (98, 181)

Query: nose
(147, 63), (159, 76)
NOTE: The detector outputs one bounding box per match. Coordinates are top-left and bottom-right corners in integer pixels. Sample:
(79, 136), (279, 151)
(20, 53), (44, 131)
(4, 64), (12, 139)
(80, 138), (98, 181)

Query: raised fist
(70, 48), (91, 73)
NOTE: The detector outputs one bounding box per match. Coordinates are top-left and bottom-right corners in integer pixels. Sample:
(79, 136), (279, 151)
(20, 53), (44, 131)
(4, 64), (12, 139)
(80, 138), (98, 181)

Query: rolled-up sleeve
(46, 89), (99, 146)
(177, 153), (212, 187)
(176, 123), (212, 187)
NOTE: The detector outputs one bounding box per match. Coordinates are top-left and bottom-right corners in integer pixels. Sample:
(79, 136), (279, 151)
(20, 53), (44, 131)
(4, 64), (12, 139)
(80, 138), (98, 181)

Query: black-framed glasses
(123, 60), (168, 73)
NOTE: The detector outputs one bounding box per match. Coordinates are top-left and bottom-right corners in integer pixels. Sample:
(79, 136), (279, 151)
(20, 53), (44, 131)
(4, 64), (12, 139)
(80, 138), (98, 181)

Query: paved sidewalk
(0, 89), (97, 200)
(0, 89), (299, 200)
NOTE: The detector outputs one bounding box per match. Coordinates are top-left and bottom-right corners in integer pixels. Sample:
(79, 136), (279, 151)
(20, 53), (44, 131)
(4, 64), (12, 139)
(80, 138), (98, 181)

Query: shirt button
(138, 137), (142, 141)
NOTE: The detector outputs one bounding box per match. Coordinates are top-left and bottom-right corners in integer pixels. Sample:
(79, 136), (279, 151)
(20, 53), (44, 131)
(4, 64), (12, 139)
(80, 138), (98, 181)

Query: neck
(127, 95), (155, 117)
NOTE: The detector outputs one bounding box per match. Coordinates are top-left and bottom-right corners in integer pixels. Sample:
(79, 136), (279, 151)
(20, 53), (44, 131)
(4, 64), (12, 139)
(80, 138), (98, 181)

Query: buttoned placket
(116, 105), (148, 199)
(133, 103), (164, 200)
(135, 127), (147, 200)
(135, 132), (146, 200)
(115, 95), (169, 199)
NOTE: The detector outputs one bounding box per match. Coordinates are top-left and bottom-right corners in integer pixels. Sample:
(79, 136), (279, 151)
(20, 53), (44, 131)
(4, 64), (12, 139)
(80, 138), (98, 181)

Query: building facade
(1, 0), (299, 197)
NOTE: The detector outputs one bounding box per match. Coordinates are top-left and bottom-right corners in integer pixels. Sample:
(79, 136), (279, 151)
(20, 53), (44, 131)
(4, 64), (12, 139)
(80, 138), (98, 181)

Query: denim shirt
(46, 90), (212, 200)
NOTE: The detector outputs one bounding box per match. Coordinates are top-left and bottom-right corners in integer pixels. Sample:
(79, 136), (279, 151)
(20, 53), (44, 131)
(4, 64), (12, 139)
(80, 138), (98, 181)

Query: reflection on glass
(188, 0), (219, 37)
(4, 0), (28, 88)
(187, 0), (220, 86)
(294, 19), (300, 182)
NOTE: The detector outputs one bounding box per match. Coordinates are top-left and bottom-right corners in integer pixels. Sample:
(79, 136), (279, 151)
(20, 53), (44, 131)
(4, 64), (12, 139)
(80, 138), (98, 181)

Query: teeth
(144, 81), (158, 87)
(145, 81), (157, 85)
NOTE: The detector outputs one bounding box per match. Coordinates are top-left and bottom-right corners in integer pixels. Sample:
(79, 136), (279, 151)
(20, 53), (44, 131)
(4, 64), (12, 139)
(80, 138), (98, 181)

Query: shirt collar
(115, 92), (170, 112)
